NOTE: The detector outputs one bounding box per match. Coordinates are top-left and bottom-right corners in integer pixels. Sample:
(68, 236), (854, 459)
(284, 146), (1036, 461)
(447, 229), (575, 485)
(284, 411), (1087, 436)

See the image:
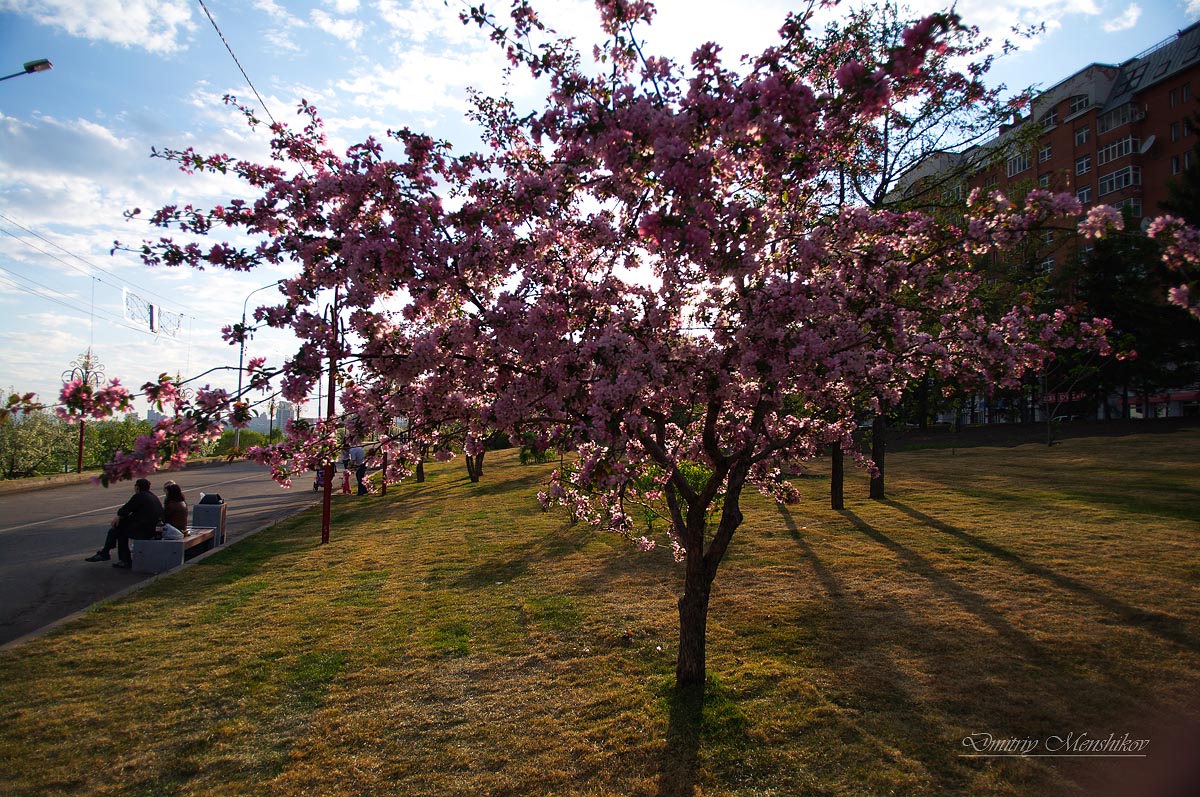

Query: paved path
(0, 462), (321, 645)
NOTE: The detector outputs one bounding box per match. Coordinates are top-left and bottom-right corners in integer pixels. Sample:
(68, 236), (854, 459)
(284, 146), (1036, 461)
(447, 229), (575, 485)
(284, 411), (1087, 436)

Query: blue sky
(0, 0), (1195, 418)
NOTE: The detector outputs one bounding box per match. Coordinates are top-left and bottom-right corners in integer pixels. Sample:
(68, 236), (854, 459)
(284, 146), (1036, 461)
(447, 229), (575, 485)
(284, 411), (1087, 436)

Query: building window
(1077, 185), (1092, 203)
(1043, 108), (1059, 127)
(1111, 197), (1142, 218)
(1069, 95), (1090, 114)
(1039, 173), (1050, 188)
(1007, 155), (1027, 178)
(1188, 151), (1196, 170)
(1187, 119), (1195, 137)
(1097, 104), (1134, 134)
(1007, 152), (1031, 178)
(1174, 155), (1182, 175)
(1042, 230), (1056, 245)
(1039, 143), (1053, 163)
(1075, 126), (1090, 146)
(1040, 257), (1055, 275)
(1185, 83), (1193, 102)
(1076, 154), (1091, 175)
(984, 174), (998, 189)
(1098, 165), (1141, 196)
(1171, 88), (1179, 108)
(1097, 135), (1139, 165)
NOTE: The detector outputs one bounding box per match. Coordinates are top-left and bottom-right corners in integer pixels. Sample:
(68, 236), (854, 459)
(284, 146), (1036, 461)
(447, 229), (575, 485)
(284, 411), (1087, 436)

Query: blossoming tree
(63, 0), (1199, 686)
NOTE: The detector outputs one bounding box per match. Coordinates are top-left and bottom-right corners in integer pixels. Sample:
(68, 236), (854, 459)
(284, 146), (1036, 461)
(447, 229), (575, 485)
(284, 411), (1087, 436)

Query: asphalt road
(0, 461), (321, 646)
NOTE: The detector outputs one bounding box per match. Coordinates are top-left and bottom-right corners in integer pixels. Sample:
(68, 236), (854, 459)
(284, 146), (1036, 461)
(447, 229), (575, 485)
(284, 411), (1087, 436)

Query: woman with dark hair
(163, 481), (188, 531)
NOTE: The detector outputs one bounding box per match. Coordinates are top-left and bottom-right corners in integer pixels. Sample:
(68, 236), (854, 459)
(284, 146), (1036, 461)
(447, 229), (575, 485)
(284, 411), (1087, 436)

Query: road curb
(0, 500), (319, 655)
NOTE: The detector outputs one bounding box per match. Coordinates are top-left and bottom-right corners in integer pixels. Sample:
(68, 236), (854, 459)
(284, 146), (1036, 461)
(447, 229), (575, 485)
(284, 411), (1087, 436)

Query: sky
(0, 0), (1196, 420)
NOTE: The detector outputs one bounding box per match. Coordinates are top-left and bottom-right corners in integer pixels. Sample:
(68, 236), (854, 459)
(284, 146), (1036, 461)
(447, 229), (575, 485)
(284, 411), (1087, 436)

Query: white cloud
(310, 8), (363, 45)
(375, 0), (476, 44)
(1186, 0), (1200, 17)
(254, 0), (300, 24)
(326, 0), (361, 14)
(263, 28), (301, 52)
(1104, 3), (1142, 32)
(1, 0), (197, 54)
(253, 0), (306, 52)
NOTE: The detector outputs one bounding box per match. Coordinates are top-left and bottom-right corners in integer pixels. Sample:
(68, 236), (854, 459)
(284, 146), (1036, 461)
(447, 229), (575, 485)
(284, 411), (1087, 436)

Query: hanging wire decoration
(123, 287), (182, 338)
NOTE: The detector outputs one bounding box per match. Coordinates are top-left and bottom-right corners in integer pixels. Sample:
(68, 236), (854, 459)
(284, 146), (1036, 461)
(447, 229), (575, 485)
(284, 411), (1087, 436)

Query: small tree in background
(0, 396), (75, 478)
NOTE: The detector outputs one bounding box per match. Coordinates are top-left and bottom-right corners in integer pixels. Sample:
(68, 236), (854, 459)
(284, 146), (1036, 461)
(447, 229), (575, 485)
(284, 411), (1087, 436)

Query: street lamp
(234, 280), (284, 450)
(0, 59), (53, 82)
(62, 349), (104, 473)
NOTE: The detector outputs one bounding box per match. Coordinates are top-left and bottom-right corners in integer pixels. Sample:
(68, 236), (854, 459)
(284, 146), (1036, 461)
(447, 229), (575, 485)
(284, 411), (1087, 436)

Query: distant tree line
(0, 400), (281, 479)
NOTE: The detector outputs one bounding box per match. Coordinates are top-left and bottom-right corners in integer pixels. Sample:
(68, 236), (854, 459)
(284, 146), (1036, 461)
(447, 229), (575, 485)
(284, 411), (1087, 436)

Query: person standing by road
(84, 478), (164, 569)
(349, 444), (367, 496)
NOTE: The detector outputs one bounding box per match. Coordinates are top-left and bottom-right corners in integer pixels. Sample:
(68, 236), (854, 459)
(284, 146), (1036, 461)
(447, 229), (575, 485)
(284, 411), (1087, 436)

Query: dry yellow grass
(0, 429), (1197, 796)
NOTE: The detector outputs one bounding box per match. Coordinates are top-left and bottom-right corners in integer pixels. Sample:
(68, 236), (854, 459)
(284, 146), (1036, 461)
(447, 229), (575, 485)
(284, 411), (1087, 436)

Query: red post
(381, 451), (387, 495)
(76, 420), (85, 473)
(320, 287), (339, 545)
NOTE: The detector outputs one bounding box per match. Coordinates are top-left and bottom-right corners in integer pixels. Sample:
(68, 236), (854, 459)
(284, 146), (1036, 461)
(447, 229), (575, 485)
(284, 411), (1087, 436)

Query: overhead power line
(0, 268), (167, 341)
(196, 0), (281, 128)
(0, 214), (204, 318)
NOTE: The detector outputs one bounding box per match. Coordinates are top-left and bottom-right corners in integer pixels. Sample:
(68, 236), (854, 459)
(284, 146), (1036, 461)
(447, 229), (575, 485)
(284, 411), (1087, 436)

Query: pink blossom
(1078, 205), (1124, 239)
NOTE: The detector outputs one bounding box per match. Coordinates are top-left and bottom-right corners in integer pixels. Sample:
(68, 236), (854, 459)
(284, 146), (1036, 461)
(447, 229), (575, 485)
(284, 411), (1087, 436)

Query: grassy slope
(0, 430), (1197, 796)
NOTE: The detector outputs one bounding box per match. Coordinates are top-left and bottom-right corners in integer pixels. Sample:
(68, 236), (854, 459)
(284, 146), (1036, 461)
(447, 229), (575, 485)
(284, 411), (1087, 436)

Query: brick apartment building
(894, 21), (1200, 421)
(898, 20), (1198, 235)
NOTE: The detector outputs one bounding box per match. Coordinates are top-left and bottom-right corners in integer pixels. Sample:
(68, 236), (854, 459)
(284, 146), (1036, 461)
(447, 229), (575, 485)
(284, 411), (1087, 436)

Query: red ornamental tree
(70, 0), (1199, 686)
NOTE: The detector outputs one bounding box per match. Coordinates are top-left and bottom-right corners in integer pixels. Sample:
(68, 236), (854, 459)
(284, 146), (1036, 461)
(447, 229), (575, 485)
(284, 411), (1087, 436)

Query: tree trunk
(830, 445), (844, 510)
(869, 414), (885, 500)
(465, 453), (483, 483)
(415, 459), (425, 483)
(916, 378), (930, 430)
(675, 565), (711, 687)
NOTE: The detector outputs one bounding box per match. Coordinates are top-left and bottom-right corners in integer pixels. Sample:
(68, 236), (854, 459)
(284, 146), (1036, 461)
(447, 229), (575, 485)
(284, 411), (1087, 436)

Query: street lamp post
(62, 349), (104, 473)
(0, 59), (52, 82)
(235, 280), (284, 451)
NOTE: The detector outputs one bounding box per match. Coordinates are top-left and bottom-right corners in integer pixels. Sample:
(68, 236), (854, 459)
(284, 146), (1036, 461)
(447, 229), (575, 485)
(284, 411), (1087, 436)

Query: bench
(131, 527), (217, 574)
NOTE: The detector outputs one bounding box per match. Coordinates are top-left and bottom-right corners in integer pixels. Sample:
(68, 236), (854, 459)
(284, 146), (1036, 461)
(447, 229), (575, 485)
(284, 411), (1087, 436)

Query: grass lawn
(1, 429), (1197, 796)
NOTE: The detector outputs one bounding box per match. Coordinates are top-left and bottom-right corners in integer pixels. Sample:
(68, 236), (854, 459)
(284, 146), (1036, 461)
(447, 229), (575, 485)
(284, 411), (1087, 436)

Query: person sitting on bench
(162, 481), (188, 532)
(84, 478), (164, 569)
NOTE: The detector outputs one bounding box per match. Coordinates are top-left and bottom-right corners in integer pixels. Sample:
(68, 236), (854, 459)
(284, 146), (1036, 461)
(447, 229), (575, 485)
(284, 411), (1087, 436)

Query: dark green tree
(1055, 222), (1200, 419)
(90, 415), (154, 466)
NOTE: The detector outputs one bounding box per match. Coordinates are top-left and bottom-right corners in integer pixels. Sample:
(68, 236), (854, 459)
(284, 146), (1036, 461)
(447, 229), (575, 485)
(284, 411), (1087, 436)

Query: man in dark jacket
(85, 478), (163, 569)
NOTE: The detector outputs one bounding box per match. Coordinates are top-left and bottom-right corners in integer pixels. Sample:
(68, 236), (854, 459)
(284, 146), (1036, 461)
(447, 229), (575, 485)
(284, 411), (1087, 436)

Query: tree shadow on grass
(839, 507), (1046, 660)
(657, 682), (704, 797)
(775, 503), (846, 602)
(884, 499), (1200, 654)
(774, 504), (1029, 795)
